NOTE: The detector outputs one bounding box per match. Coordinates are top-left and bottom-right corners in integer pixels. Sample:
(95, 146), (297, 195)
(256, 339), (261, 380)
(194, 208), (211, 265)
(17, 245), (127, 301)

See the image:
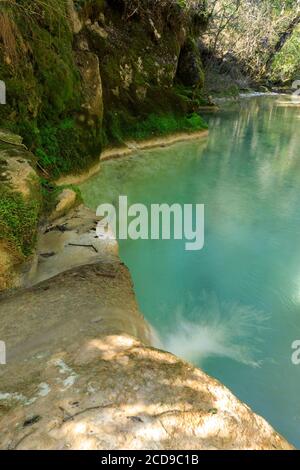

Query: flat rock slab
(24, 205), (118, 287)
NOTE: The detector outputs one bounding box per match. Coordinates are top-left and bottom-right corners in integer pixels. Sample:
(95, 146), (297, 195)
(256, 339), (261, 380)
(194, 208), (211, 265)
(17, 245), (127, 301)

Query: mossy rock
(176, 38), (205, 89)
(83, 2), (207, 146)
(0, 1), (103, 178)
(0, 130), (41, 291)
(0, 0), (207, 175)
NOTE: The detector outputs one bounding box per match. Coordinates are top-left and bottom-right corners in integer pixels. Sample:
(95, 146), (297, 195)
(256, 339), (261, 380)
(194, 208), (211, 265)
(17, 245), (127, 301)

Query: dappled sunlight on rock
(129, 346), (179, 365)
(73, 335), (140, 364)
(0, 326), (293, 449)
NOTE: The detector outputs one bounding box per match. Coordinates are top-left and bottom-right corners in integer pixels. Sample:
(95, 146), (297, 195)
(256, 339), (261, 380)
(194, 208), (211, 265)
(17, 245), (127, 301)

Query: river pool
(81, 96), (300, 447)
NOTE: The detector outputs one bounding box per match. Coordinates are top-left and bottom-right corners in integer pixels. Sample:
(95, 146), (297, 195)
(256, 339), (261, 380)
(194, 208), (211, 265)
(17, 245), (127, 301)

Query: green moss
(0, 1), (80, 122)
(132, 112), (208, 139)
(105, 111), (207, 144)
(0, 0), (102, 177)
(0, 187), (40, 258)
(174, 85), (210, 107)
(36, 118), (101, 178)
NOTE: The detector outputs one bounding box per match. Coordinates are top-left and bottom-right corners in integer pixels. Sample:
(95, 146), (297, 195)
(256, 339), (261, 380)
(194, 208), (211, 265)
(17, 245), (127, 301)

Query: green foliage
(0, 187), (40, 258)
(36, 119), (76, 175)
(270, 27), (300, 82)
(175, 85), (209, 107)
(132, 113), (208, 140)
(35, 118), (101, 178)
(105, 111), (208, 144)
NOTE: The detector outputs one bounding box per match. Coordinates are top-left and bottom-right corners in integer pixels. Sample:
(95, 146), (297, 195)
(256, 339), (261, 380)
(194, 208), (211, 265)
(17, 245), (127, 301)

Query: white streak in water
(160, 293), (269, 367)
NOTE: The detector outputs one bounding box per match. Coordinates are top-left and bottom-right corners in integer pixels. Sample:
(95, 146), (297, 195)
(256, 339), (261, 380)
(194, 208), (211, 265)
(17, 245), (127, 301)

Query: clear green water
(81, 97), (300, 447)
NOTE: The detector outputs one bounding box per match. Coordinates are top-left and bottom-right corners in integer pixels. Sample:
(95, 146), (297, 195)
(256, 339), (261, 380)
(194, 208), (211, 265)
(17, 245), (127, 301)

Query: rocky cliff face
(74, 0), (207, 144)
(0, 0), (207, 177)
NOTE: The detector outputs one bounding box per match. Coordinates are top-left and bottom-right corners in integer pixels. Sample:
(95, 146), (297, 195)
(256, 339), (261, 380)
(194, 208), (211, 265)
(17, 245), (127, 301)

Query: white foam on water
(239, 92), (279, 98)
(160, 293), (269, 368)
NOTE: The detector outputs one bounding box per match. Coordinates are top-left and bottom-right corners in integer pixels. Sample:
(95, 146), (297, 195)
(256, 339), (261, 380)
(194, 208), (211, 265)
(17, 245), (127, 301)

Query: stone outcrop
(48, 188), (78, 223)
(0, 261), (293, 450)
(75, 50), (103, 126)
(79, 0), (208, 143)
(66, 0), (82, 35)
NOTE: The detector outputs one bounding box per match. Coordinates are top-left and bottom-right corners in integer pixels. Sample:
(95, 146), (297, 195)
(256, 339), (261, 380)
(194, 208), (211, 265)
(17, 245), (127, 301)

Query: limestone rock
(0, 256), (293, 450)
(25, 205), (118, 287)
(76, 51), (103, 125)
(2, 156), (38, 200)
(88, 22), (108, 40)
(0, 131), (39, 200)
(0, 241), (19, 292)
(66, 0), (82, 34)
(49, 189), (78, 222)
(0, 130), (24, 146)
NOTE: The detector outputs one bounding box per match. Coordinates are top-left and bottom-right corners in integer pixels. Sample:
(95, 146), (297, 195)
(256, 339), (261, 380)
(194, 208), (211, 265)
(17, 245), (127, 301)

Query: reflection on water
(81, 97), (300, 447)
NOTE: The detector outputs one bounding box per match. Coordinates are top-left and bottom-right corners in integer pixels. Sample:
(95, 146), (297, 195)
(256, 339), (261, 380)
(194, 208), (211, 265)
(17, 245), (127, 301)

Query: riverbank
(56, 92), (293, 187)
(56, 129), (209, 186)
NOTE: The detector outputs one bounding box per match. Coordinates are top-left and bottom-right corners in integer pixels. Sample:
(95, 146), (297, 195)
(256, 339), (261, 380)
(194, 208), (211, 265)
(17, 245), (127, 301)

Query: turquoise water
(81, 97), (300, 447)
